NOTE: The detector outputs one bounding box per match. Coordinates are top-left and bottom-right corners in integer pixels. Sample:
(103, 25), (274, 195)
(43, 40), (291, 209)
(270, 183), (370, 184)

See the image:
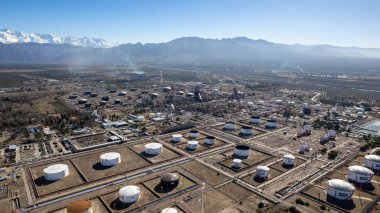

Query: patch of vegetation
(360, 136), (380, 152)
(288, 206), (300, 213)
(327, 150), (339, 159)
(320, 205), (326, 210)
(258, 202), (265, 208)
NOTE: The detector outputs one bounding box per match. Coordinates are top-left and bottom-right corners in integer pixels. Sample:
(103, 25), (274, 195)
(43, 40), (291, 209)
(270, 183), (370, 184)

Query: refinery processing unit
(0, 71), (380, 213)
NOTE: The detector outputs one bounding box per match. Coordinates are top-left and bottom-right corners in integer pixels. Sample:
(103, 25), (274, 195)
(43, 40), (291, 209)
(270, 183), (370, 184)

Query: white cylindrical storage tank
(148, 113), (156, 119)
(315, 104), (321, 112)
(119, 185), (140, 203)
(247, 101), (254, 107)
(205, 136), (216, 145)
(161, 208), (178, 213)
(234, 145), (251, 157)
(347, 165), (374, 183)
(119, 91), (127, 96)
(364, 155), (380, 170)
(357, 112), (364, 118)
(355, 107), (364, 113)
(320, 134), (329, 143)
(283, 154), (295, 166)
(189, 130), (199, 138)
(144, 143), (163, 155)
(275, 99), (283, 105)
(44, 164), (69, 181)
(187, 140), (199, 150)
(100, 152), (121, 167)
(250, 115), (260, 124)
(345, 110), (352, 116)
(326, 179), (355, 200)
(78, 99), (88, 104)
(212, 88), (219, 95)
(328, 130), (337, 140)
(256, 166), (270, 179)
(224, 122), (236, 130)
(331, 107), (337, 113)
(265, 119), (277, 129)
(303, 103), (309, 109)
(258, 100), (264, 105)
(156, 113), (162, 118)
(232, 159), (242, 168)
(288, 101), (295, 106)
(240, 126), (253, 135)
(136, 116), (145, 122)
(172, 134), (182, 143)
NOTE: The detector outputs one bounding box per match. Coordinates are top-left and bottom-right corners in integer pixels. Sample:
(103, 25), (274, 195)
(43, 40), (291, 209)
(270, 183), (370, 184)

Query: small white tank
(331, 108), (337, 113)
(187, 141), (199, 150)
(234, 145), (251, 157)
(364, 155), (380, 170)
(161, 207), (178, 213)
(303, 103), (309, 109)
(224, 122), (236, 130)
(205, 136), (216, 145)
(232, 159), (242, 168)
(326, 179), (355, 200)
(44, 164), (69, 181)
(275, 99), (283, 105)
(240, 126), (253, 135)
(355, 107), (364, 113)
(119, 185), (140, 203)
(136, 116), (145, 122)
(283, 154), (295, 166)
(345, 110), (352, 116)
(315, 104), (321, 112)
(189, 130), (199, 138)
(172, 134), (182, 143)
(265, 119), (277, 129)
(247, 101), (254, 107)
(347, 165), (374, 183)
(256, 166), (270, 179)
(357, 112), (364, 118)
(144, 143), (163, 155)
(100, 152), (121, 167)
(328, 130), (337, 140)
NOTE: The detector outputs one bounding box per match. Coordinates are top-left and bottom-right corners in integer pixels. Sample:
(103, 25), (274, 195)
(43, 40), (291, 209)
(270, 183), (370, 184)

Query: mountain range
(0, 29), (114, 48)
(1, 29), (380, 73)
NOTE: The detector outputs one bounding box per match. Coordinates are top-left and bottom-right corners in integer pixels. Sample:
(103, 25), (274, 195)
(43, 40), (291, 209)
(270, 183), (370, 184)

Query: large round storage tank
(275, 99), (283, 105)
(345, 110), (352, 116)
(347, 165), (374, 183)
(224, 122), (236, 130)
(172, 134), (182, 143)
(247, 101), (254, 107)
(303, 103), (309, 109)
(328, 130), (337, 140)
(118, 91), (127, 96)
(283, 154), (295, 166)
(331, 107), (337, 113)
(44, 164), (69, 181)
(100, 152), (121, 167)
(205, 136), (216, 145)
(357, 112), (364, 118)
(315, 104), (321, 112)
(160, 173), (180, 188)
(326, 179), (355, 200)
(234, 145), (251, 157)
(257, 100), (264, 108)
(144, 143), (163, 155)
(119, 185), (140, 203)
(355, 107), (364, 113)
(161, 208), (178, 213)
(232, 159), (242, 168)
(256, 166), (270, 179)
(265, 119), (277, 129)
(67, 200), (92, 213)
(187, 141), (199, 150)
(240, 126), (253, 135)
(250, 115), (260, 124)
(364, 155), (380, 170)
(189, 130), (199, 138)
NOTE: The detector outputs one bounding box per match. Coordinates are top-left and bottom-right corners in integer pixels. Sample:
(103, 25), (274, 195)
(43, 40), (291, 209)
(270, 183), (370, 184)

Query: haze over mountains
(1, 29), (380, 73)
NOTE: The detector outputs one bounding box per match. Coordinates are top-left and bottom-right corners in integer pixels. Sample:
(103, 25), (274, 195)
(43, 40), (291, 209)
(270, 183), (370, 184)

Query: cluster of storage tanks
(171, 130), (216, 151)
(320, 130), (337, 143)
(297, 125), (312, 137)
(324, 154), (380, 200)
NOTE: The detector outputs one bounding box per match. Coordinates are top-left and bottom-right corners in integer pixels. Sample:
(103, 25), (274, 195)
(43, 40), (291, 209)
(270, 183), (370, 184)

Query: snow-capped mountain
(0, 29), (115, 48)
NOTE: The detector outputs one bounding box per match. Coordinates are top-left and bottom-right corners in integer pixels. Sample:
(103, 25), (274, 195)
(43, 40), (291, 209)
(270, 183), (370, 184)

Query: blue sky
(1, 0), (380, 47)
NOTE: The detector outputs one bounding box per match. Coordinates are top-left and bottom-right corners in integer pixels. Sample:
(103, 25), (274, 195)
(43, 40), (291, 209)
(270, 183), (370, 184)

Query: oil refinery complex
(0, 73), (380, 213)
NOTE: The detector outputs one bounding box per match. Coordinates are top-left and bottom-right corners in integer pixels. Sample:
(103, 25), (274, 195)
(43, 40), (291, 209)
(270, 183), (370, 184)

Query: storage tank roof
(365, 154), (380, 162)
(43, 164), (68, 174)
(327, 179), (355, 191)
(100, 152), (120, 160)
(161, 173), (179, 182)
(257, 166), (270, 172)
(67, 200), (92, 213)
(119, 185), (140, 197)
(284, 154), (295, 160)
(161, 207), (178, 213)
(145, 143), (163, 149)
(348, 165), (374, 175)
